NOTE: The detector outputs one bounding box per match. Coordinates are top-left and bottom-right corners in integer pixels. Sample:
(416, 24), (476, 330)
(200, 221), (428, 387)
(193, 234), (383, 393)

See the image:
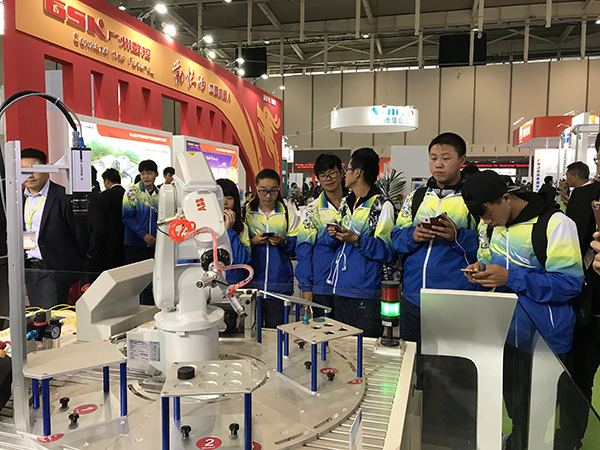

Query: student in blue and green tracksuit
(325, 148), (395, 338)
(122, 159), (160, 305)
(216, 178), (251, 285)
(245, 169), (299, 328)
(391, 133), (479, 363)
(296, 153), (346, 318)
(462, 170), (583, 450)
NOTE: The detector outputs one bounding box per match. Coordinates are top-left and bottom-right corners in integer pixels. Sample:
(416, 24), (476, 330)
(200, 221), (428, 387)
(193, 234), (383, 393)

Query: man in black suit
(21, 148), (88, 309)
(101, 168), (126, 269)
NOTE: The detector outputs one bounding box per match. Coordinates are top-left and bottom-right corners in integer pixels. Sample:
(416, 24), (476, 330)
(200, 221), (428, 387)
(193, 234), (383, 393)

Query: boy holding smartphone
(462, 170), (583, 450)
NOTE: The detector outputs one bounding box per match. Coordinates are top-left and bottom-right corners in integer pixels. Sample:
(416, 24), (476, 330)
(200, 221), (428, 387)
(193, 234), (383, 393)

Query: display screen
(186, 140), (238, 183)
(80, 121), (172, 187)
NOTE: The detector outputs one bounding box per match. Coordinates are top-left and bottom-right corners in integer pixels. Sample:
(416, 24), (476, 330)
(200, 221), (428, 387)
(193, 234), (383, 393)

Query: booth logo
(45, 0), (107, 41)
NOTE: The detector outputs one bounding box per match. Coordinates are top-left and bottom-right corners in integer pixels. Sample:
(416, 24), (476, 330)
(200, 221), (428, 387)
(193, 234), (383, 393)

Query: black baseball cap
(462, 170), (520, 209)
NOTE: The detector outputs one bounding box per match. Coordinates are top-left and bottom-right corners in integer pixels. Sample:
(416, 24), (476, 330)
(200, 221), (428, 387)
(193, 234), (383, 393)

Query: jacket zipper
(506, 229), (517, 345)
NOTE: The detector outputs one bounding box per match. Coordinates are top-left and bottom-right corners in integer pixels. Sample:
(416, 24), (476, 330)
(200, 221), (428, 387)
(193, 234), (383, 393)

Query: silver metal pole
(6, 140), (28, 431)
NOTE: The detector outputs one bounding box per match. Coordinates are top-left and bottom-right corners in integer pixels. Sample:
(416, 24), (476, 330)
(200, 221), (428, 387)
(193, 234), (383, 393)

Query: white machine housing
(128, 151), (234, 374)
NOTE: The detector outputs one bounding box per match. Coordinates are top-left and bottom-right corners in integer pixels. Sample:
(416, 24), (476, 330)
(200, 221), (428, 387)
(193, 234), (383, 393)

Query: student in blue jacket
(296, 153), (346, 318)
(326, 148), (395, 338)
(245, 169), (299, 327)
(216, 179), (251, 285)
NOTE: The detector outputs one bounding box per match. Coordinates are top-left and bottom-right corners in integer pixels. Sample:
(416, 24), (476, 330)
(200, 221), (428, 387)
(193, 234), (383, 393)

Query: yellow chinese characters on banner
(14, 0), (282, 177)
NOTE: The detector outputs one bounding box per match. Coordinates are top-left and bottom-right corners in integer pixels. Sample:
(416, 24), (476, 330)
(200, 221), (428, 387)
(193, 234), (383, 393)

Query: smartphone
(326, 222), (342, 232)
(592, 201), (600, 230)
(262, 232), (275, 238)
(420, 213), (447, 230)
(460, 268), (480, 273)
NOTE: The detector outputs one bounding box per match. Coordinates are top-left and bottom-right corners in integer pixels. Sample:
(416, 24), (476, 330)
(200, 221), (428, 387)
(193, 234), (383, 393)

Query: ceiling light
(208, 51), (216, 59)
(238, 68), (246, 77)
(362, 33), (369, 39)
(264, 39), (271, 44)
(236, 57), (245, 65)
(118, 3), (126, 10)
(224, 0), (232, 3)
(154, 3), (168, 14)
(163, 23), (176, 38)
(203, 35), (214, 44)
(596, 17), (600, 24)
(261, 73), (269, 79)
(279, 85), (285, 90)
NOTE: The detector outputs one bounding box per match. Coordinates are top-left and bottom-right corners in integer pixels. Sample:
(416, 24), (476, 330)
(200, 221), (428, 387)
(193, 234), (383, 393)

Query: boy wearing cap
(462, 170), (583, 450)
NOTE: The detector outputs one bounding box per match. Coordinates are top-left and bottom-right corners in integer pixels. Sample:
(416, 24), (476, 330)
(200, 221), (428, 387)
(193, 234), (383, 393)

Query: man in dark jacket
(21, 148), (88, 308)
(101, 168), (126, 269)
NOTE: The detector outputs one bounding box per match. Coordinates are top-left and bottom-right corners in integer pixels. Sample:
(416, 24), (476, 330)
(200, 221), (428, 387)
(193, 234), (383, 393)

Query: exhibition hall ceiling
(108, 0), (600, 75)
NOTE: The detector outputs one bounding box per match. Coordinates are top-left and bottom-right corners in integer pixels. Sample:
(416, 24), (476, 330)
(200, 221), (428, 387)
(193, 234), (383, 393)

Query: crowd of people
(19, 129), (600, 448)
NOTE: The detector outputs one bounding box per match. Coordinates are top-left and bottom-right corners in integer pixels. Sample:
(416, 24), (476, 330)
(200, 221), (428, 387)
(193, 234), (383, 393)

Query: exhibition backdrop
(4, 0), (283, 188)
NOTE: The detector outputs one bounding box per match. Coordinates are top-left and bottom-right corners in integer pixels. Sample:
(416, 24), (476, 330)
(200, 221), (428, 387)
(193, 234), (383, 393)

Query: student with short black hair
(391, 132), (478, 371)
(296, 153), (346, 317)
(325, 148), (395, 337)
(245, 169), (299, 327)
(163, 166), (175, 185)
(122, 159), (160, 305)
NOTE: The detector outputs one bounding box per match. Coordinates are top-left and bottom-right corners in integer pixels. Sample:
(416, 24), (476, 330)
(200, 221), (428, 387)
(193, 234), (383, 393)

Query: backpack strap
(411, 186), (428, 222)
(532, 208), (560, 268)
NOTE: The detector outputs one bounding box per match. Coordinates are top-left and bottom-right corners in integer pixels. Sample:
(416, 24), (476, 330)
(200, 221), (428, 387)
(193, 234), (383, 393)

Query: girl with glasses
(245, 169), (299, 327)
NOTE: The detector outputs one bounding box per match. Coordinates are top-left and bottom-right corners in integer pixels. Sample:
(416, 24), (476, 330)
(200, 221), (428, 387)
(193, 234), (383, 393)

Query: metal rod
(277, 329), (283, 373)
(32, 379), (39, 409)
(162, 396), (170, 450)
(321, 342), (326, 361)
(257, 296), (262, 343)
(283, 304), (290, 356)
(258, 290), (332, 313)
(311, 344), (317, 392)
(173, 397), (181, 422)
(103, 366), (109, 393)
(244, 393), (252, 450)
(42, 379), (50, 436)
(120, 362), (127, 416)
(7, 141), (28, 432)
(357, 334), (363, 378)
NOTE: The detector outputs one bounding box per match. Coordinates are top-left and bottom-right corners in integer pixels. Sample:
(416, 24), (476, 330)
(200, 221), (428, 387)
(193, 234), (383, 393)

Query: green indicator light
(381, 301), (400, 318)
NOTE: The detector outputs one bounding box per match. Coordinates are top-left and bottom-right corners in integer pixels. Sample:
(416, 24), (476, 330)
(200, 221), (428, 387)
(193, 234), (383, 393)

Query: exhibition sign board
(513, 116), (573, 148)
(5, 0), (282, 189)
(331, 105), (418, 133)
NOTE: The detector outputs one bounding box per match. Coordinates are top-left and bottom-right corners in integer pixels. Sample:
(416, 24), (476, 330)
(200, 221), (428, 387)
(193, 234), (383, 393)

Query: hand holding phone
(460, 268), (480, 273)
(262, 232), (275, 238)
(420, 214), (448, 230)
(326, 222), (342, 232)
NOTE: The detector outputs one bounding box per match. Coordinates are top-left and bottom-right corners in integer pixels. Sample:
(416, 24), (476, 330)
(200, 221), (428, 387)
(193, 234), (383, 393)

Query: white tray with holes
(161, 359), (253, 397)
(277, 318), (362, 344)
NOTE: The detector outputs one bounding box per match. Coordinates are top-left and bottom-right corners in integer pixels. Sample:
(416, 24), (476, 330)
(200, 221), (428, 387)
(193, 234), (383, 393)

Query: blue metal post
(277, 329), (283, 373)
(41, 379), (50, 436)
(32, 379), (39, 409)
(244, 393), (252, 450)
(295, 304), (300, 322)
(257, 296), (262, 343)
(161, 396), (170, 450)
(103, 366), (110, 393)
(283, 304), (290, 356)
(357, 334), (363, 379)
(120, 362), (127, 416)
(321, 342), (326, 361)
(311, 344), (317, 392)
(173, 397), (180, 421)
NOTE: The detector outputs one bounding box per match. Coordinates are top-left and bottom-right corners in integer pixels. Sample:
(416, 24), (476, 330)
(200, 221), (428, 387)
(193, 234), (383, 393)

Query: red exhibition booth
(3, 0), (283, 188)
